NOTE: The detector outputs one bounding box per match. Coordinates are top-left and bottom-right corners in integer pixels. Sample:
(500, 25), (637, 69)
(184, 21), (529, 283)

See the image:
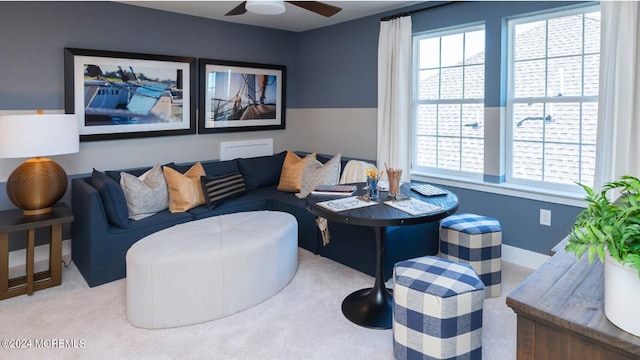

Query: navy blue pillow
(200, 172), (247, 209)
(91, 169), (129, 229)
(237, 151), (287, 190)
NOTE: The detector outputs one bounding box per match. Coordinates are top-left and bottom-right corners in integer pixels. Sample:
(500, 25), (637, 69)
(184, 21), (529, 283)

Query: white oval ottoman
(126, 211), (298, 329)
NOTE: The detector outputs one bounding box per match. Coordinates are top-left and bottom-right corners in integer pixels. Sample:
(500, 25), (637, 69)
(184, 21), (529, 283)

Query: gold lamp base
(6, 157), (68, 216)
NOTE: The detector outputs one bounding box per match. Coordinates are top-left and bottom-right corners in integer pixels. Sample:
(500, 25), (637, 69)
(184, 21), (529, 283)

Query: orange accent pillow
(278, 151), (316, 192)
(163, 162), (206, 212)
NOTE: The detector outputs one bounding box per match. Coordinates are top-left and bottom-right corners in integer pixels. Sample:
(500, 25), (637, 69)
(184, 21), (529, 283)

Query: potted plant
(565, 175), (640, 336)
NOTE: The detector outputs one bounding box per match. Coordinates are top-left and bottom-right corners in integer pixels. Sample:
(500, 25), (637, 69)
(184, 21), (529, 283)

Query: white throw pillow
(120, 164), (169, 220)
(296, 154), (342, 199)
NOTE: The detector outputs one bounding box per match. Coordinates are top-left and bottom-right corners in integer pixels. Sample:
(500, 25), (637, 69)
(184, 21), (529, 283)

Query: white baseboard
(502, 244), (550, 270)
(8, 239), (72, 279)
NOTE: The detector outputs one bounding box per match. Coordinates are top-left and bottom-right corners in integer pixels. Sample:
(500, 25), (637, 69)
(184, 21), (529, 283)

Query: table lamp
(0, 111), (79, 216)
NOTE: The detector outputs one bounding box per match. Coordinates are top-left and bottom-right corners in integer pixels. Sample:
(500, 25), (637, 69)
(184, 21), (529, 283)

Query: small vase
(604, 253), (640, 337)
(366, 177), (379, 200)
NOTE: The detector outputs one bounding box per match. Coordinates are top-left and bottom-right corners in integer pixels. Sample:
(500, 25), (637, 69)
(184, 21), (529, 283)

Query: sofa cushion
(163, 162), (206, 212)
(200, 159), (240, 177)
(91, 169), (129, 229)
(237, 151), (286, 190)
(296, 154), (342, 199)
(201, 172), (247, 209)
(278, 151), (315, 192)
(120, 164), (169, 220)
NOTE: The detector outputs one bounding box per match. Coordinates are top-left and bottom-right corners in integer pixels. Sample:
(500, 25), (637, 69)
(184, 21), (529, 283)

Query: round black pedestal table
(306, 183), (458, 329)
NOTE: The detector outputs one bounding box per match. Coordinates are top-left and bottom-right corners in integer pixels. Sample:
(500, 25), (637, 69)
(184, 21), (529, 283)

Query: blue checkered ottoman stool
(393, 256), (484, 360)
(439, 213), (502, 298)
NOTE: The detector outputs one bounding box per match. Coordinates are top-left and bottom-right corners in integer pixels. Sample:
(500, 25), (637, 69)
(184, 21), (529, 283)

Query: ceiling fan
(225, 1), (342, 17)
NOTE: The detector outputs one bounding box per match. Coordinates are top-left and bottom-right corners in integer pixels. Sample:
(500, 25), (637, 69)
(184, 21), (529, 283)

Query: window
(507, 6), (600, 190)
(412, 24), (485, 178)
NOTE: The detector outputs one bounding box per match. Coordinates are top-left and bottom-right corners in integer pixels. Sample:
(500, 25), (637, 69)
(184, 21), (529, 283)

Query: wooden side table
(0, 203), (73, 300)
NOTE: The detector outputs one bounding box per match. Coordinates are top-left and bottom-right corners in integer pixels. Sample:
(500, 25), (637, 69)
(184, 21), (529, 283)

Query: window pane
(438, 138), (461, 170)
(544, 143), (580, 184)
(513, 141), (543, 181)
(515, 20), (546, 61)
(461, 104), (484, 137)
(465, 30), (485, 65)
(581, 145), (596, 187)
(514, 60), (546, 97)
(581, 102), (598, 145)
(464, 64), (484, 99)
(441, 33), (464, 66)
(462, 138), (484, 173)
(584, 12), (601, 54)
(584, 54), (599, 96)
(438, 104), (461, 136)
(418, 69), (440, 100)
(419, 37), (440, 69)
(548, 14), (583, 57)
(546, 102), (581, 143)
(416, 104), (438, 136)
(441, 67), (463, 99)
(548, 57), (583, 97)
(513, 103), (544, 141)
(416, 136), (437, 168)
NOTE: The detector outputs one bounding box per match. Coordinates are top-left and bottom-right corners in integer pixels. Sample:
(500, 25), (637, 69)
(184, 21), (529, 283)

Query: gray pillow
(120, 164), (169, 220)
(296, 154), (342, 199)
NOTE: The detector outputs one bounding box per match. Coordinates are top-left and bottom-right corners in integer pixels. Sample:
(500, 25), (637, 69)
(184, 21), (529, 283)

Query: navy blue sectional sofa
(71, 151), (440, 287)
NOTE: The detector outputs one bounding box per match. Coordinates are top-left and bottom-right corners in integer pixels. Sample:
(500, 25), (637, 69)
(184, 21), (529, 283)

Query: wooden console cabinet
(506, 238), (640, 359)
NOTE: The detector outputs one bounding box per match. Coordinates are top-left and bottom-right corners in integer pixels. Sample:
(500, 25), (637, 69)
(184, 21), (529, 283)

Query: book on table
(311, 184), (357, 196)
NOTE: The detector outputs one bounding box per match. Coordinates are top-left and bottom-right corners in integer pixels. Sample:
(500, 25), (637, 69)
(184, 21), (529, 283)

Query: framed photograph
(199, 59), (285, 134)
(64, 48), (196, 141)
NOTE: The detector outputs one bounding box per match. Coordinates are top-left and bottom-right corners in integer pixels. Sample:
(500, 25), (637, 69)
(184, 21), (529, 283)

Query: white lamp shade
(0, 114), (79, 159)
(246, 0), (286, 15)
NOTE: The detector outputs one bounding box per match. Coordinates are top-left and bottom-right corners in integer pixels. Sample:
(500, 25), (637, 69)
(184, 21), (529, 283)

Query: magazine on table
(311, 184), (357, 196)
(383, 198), (443, 216)
(316, 196), (376, 212)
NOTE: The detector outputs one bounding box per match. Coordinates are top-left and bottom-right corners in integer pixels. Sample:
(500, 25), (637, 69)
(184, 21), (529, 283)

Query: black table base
(341, 226), (394, 329)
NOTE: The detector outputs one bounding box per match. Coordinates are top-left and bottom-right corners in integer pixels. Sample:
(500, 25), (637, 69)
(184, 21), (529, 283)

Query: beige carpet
(0, 249), (532, 360)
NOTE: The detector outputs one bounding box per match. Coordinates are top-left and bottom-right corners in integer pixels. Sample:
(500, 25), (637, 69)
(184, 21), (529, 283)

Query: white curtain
(594, 2), (640, 191)
(377, 16), (412, 183)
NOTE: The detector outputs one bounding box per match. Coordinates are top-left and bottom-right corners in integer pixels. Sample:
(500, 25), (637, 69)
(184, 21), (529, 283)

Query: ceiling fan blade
(287, 1), (342, 17)
(226, 1), (248, 16)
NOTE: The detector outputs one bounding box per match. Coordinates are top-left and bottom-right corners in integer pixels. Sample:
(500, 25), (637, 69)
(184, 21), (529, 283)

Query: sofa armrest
(71, 177), (112, 285)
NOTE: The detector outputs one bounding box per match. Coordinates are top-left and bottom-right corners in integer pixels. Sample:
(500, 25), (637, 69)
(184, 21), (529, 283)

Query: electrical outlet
(540, 209), (551, 226)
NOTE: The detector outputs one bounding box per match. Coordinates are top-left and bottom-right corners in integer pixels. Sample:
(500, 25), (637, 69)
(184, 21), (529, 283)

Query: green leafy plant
(565, 175), (640, 278)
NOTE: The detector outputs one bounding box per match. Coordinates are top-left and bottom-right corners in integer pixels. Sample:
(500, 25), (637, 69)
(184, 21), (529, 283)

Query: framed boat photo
(64, 48), (196, 141)
(199, 59), (286, 134)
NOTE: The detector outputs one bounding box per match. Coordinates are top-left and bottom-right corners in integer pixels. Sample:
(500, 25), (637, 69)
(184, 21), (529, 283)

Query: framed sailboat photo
(198, 59), (285, 134)
(64, 48), (196, 141)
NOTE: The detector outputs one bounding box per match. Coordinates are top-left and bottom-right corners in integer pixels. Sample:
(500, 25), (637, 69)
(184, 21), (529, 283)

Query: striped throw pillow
(200, 172), (247, 209)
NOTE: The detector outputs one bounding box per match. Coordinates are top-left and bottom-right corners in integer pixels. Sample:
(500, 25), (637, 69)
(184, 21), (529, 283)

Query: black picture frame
(64, 48), (196, 141)
(198, 58), (286, 134)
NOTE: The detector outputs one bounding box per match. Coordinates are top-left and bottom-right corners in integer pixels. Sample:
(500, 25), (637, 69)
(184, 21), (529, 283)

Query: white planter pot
(604, 253), (640, 337)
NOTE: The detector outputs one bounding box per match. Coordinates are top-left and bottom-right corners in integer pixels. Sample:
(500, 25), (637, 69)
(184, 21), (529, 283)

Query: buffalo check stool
(393, 256), (484, 360)
(439, 213), (502, 298)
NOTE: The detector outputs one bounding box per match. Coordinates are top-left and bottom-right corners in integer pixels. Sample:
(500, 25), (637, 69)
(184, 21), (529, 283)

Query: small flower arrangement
(365, 168), (383, 181)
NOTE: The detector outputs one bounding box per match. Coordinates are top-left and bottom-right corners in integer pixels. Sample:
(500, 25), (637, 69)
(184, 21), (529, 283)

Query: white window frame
(505, 4), (600, 194)
(411, 22), (486, 181)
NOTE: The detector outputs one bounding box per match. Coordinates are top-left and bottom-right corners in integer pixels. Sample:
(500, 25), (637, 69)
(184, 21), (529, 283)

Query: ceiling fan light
(246, 0), (286, 15)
